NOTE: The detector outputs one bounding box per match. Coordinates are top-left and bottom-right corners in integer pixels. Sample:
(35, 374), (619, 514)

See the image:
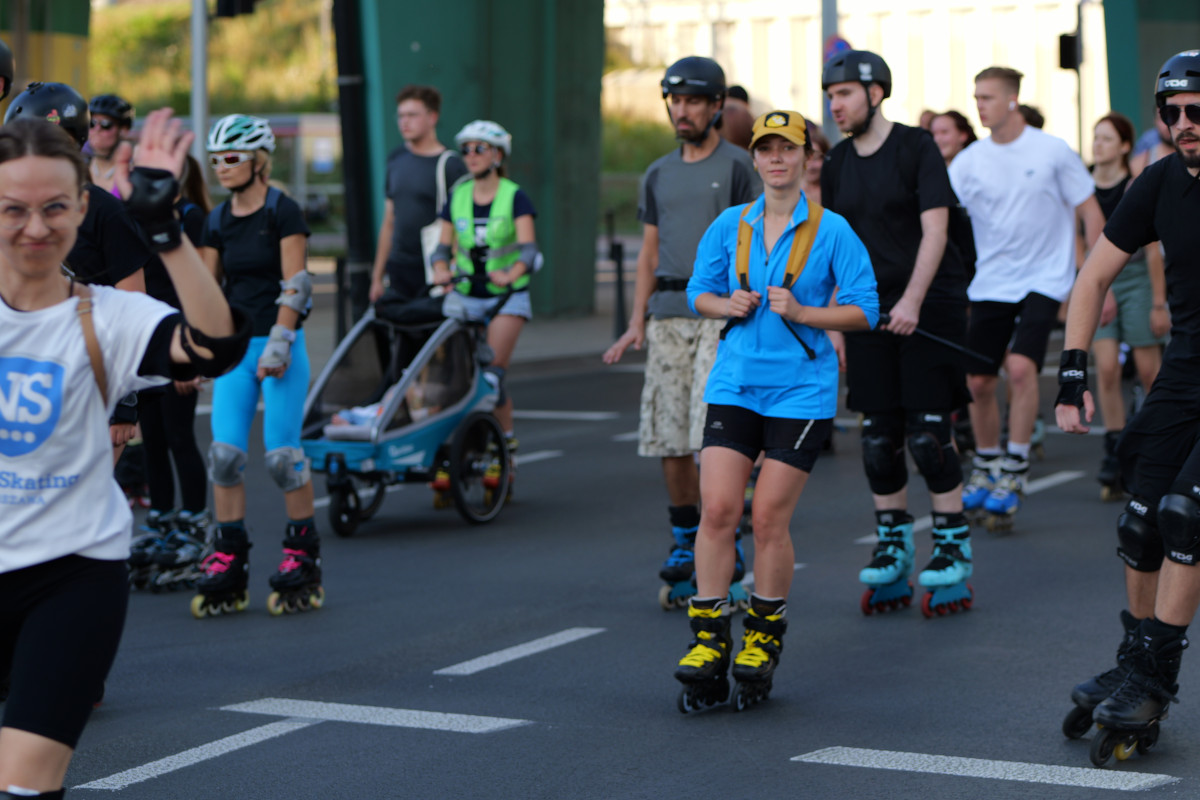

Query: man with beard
(604, 56), (759, 608)
(1056, 50), (1200, 759)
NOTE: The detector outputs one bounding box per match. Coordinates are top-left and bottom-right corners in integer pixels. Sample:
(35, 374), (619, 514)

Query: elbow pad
(180, 307), (253, 378)
(276, 271), (313, 316)
(431, 242), (453, 266)
(518, 243), (543, 273)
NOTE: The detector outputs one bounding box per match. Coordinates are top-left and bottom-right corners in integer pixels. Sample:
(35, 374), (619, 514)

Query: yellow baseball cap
(749, 110), (809, 150)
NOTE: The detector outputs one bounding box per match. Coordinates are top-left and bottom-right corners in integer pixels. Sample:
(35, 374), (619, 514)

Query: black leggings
(140, 385), (207, 512)
(0, 556), (129, 748)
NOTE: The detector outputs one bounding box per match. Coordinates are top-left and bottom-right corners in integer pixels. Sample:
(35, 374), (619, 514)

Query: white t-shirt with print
(0, 285), (174, 574)
(949, 126), (1095, 303)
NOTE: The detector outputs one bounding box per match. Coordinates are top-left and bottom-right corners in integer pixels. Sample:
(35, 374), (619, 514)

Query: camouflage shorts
(638, 316), (723, 457)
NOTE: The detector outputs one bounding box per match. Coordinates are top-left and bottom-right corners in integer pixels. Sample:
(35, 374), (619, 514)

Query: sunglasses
(460, 143), (491, 155)
(89, 118), (116, 131)
(209, 152), (255, 168)
(1159, 104), (1200, 127)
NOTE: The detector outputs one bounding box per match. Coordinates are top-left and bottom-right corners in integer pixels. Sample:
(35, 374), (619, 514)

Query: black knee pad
(861, 413), (907, 495)
(1118, 497), (1165, 572)
(1159, 491), (1200, 566)
(905, 411), (963, 494)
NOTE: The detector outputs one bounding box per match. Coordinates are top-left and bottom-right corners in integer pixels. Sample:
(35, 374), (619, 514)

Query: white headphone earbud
(1009, 100), (1017, 111)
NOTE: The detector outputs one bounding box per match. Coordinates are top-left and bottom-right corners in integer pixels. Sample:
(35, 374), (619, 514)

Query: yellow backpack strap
(734, 204), (756, 292)
(780, 199), (824, 290)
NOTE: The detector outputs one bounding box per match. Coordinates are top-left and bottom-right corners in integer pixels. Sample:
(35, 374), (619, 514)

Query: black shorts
(844, 302), (971, 413)
(701, 404), (833, 472)
(1119, 383), (1200, 506)
(0, 555), (129, 748)
(965, 292), (1061, 374)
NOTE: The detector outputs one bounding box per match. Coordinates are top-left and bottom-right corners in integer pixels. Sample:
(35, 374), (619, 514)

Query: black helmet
(661, 56), (726, 101)
(1155, 50), (1200, 107)
(0, 38), (13, 101)
(821, 50), (892, 99)
(4, 82), (89, 145)
(88, 94), (134, 127)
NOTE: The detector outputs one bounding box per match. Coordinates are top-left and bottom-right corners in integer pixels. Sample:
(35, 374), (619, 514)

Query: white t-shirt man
(949, 126), (1095, 303)
(0, 286), (174, 573)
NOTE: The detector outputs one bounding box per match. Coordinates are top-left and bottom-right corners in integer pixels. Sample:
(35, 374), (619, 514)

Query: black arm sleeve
(913, 130), (958, 213)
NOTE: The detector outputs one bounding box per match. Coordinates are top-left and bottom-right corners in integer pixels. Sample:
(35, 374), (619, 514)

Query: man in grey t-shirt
(370, 85), (468, 303)
(603, 56), (759, 604)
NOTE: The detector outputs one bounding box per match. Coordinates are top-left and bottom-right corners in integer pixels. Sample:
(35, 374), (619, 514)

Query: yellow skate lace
(734, 630), (779, 668)
(678, 606), (727, 668)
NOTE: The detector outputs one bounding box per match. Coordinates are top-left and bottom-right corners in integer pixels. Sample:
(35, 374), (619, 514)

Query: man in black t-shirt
(821, 50), (973, 618)
(369, 85), (467, 303)
(1056, 51), (1200, 752)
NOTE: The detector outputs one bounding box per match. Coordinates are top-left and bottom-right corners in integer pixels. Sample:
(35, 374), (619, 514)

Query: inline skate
(1062, 610), (1140, 740)
(267, 520), (325, 615)
(675, 600), (732, 713)
(190, 525), (251, 618)
(983, 455), (1027, 532)
(128, 509), (176, 589)
(1089, 623), (1187, 767)
(917, 515), (973, 617)
(731, 601), (787, 711)
(859, 511), (915, 615)
(962, 455), (999, 522)
(150, 509), (210, 592)
(1098, 430), (1123, 502)
(483, 435), (517, 504)
(658, 506), (700, 610)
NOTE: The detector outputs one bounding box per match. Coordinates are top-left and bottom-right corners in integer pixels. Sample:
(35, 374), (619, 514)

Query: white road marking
(791, 746), (1178, 791)
(854, 470), (1086, 544)
(223, 697), (531, 733)
(196, 401), (263, 416)
(606, 363), (646, 373)
(74, 719), (320, 791)
(612, 430), (640, 442)
(513, 410), (619, 421)
(742, 563), (805, 588)
(434, 627), (605, 676)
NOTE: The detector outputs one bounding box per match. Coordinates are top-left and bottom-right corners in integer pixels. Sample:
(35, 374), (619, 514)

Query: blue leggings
(211, 329), (310, 452)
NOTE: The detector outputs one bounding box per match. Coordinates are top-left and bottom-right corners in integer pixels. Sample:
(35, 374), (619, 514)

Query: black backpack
(827, 125), (977, 280)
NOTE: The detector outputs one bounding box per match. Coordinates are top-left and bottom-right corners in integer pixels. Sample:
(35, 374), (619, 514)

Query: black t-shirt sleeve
(638, 167), (659, 226)
(136, 313), (187, 379)
(730, 159), (758, 205)
(912, 130), (957, 213)
(513, 189), (537, 219)
(1104, 162), (1162, 254)
(275, 194), (311, 238)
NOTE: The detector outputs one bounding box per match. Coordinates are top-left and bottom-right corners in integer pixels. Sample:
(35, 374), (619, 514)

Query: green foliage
(90, 0), (335, 114)
(601, 115), (675, 173)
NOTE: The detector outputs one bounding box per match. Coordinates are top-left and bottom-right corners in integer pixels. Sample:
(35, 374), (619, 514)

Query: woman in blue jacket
(675, 111), (878, 712)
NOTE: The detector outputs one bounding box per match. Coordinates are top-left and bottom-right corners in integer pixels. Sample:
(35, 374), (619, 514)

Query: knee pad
(207, 442), (247, 487)
(906, 411), (963, 494)
(1158, 492), (1200, 566)
(484, 365), (507, 405)
(861, 413), (907, 495)
(1118, 497), (1165, 572)
(265, 446), (311, 492)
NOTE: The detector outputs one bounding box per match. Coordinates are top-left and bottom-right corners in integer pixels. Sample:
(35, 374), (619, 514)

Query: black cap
(662, 56), (726, 100)
(821, 50), (892, 99)
(88, 94), (135, 127)
(1155, 50), (1200, 107)
(4, 82), (90, 145)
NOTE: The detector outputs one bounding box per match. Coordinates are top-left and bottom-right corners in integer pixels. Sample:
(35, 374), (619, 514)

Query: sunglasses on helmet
(89, 118), (116, 131)
(209, 152), (255, 168)
(1159, 104), (1200, 128)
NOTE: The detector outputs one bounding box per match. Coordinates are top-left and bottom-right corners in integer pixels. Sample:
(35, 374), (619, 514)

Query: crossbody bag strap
(435, 150), (451, 215)
(75, 284), (109, 402)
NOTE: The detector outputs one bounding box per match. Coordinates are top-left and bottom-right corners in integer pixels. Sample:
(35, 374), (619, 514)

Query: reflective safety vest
(450, 177), (530, 295)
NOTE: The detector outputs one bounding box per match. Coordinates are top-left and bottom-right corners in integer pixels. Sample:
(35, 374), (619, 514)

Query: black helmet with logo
(1155, 50), (1200, 107)
(0, 38), (13, 101)
(4, 82), (89, 145)
(821, 50), (892, 99)
(88, 94), (135, 127)
(661, 56), (727, 102)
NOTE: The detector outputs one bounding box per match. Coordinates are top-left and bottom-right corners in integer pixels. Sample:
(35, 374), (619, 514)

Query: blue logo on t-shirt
(0, 357), (64, 457)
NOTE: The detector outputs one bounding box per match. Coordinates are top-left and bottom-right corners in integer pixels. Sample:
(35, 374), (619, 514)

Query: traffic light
(216, 0), (260, 17)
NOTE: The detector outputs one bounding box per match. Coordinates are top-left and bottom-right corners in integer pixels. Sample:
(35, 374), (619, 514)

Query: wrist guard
(1055, 348), (1089, 409)
(257, 324), (295, 372)
(126, 167), (182, 253)
(110, 391), (138, 426)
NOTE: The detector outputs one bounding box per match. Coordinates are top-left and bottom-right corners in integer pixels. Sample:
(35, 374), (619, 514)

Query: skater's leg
(694, 446), (754, 598)
(861, 411), (908, 511)
(1127, 568), (1160, 620)
(486, 313), (525, 434)
(967, 374), (1002, 452)
(662, 455), (700, 508)
(746, 459), (808, 598)
(209, 348), (259, 524)
(0, 729), (70, 794)
(1093, 337), (1125, 432)
(1132, 345), (1163, 397)
(1004, 352), (1040, 450)
(1118, 498), (1164, 619)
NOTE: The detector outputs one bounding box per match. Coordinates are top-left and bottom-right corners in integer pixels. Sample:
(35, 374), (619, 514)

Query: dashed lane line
(434, 627), (606, 676)
(513, 410), (619, 421)
(792, 746), (1178, 792)
(612, 431), (639, 442)
(853, 470), (1086, 545)
(75, 699), (531, 791)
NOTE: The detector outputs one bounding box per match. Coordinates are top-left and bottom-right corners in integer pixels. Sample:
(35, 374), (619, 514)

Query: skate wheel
(677, 687), (694, 714)
(309, 587), (325, 609)
(658, 585), (674, 611)
(190, 594), (208, 619)
(900, 593), (912, 608)
(432, 491), (451, 510)
(860, 588), (875, 616)
(961, 586), (974, 611)
(732, 682), (752, 712)
(267, 591), (285, 616)
(920, 592), (933, 619)
(1114, 739), (1137, 761)
(1090, 728), (1118, 767)
(1062, 705), (1094, 740)
(236, 590), (250, 612)
(1137, 723), (1160, 754)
